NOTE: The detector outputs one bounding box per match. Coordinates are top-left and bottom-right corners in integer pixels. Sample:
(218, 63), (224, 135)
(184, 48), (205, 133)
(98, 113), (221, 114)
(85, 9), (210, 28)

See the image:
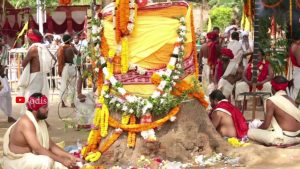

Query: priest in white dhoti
(0, 64), (16, 122)
(2, 93), (81, 169)
(248, 76), (300, 146)
(18, 29), (56, 114)
(227, 32), (244, 73)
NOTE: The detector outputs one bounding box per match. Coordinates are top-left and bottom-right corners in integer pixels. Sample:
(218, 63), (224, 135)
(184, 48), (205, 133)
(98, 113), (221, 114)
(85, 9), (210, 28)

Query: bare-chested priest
(19, 29), (56, 114)
(58, 34), (81, 108)
(209, 89), (248, 139)
(2, 93), (81, 169)
(248, 76), (300, 146)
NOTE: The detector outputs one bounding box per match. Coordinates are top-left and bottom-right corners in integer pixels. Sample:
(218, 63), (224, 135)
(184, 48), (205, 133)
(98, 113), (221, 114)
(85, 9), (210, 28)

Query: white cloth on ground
(248, 91), (300, 145)
(60, 64), (77, 104)
(2, 111), (67, 169)
(0, 77), (12, 117)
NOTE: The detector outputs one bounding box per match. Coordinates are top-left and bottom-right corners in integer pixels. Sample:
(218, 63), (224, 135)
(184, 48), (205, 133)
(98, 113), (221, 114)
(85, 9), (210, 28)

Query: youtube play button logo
(16, 96), (25, 103)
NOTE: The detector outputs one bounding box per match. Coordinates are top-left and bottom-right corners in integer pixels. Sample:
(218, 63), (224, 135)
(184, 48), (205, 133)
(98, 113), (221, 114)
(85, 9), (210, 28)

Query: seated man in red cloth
(235, 48), (274, 107)
(209, 89), (248, 138)
(248, 76), (300, 146)
(2, 93), (81, 169)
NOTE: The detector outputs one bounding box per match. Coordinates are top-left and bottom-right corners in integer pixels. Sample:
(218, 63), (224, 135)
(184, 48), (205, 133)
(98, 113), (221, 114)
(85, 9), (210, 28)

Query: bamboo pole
(251, 0), (260, 120)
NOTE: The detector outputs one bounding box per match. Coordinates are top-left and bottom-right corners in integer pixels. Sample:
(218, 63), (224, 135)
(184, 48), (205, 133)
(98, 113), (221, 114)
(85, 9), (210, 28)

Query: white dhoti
(201, 58), (211, 94)
(248, 91), (300, 145)
(60, 64), (77, 104)
(2, 111), (67, 169)
(235, 81), (271, 101)
(217, 78), (234, 98)
(18, 43), (54, 114)
(0, 77), (12, 117)
(289, 66), (300, 105)
(19, 72), (49, 114)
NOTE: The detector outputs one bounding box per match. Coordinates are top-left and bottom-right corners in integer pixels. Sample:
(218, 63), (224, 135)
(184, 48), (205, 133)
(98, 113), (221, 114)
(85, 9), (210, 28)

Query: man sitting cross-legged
(209, 89), (248, 139)
(235, 48), (274, 108)
(248, 76), (300, 146)
(2, 93), (81, 169)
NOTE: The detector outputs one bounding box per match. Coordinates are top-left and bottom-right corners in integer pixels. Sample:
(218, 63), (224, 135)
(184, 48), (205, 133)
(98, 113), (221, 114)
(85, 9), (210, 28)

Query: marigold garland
(99, 132), (122, 153)
(121, 37), (129, 74)
(100, 33), (109, 59)
(190, 4), (199, 77)
(127, 115), (136, 148)
(151, 73), (162, 85)
(108, 106), (180, 132)
(114, 1), (121, 43)
(119, 0), (130, 36)
(171, 80), (209, 108)
(121, 114), (131, 124)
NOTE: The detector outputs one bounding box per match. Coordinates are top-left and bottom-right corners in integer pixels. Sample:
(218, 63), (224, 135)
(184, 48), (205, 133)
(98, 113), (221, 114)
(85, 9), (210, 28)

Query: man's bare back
(272, 95), (300, 132)
(22, 46), (40, 73)
(9, 115), (37, 154)
(212, 111), (237, 138)
(64, 45), (78, 64)
(200, 43), (209, 59)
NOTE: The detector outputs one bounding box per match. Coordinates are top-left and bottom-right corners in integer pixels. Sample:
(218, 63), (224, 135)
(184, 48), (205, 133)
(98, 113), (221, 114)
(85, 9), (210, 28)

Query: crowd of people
(197, 23), (300, 147)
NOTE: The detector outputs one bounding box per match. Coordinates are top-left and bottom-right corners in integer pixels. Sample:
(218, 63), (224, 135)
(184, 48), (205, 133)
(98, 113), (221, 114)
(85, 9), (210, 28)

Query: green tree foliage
(9, 0), (102, 9)
(209, 6), (233, 31)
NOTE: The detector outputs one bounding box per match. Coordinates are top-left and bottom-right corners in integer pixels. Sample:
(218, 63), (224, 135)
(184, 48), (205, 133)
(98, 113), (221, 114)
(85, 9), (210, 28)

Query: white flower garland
(99, 17), (187, 117)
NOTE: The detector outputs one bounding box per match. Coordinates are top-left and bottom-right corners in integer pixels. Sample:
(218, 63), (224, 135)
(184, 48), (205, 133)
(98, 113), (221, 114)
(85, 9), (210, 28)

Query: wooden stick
(252, 83), (257, 120)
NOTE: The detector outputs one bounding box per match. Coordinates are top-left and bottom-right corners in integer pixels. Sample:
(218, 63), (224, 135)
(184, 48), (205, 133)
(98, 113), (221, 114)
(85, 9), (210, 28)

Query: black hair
(273, 76), (288, 84)
(62, 34), (72, 44)
(30, 92), (43, 98)
(231, 31), (239, 40)
(213, 27), (220, 32)
(209, 89), (226, 101)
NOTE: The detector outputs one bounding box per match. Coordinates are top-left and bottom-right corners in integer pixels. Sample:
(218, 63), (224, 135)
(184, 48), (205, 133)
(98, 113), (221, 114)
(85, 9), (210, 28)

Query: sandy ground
(1, 93), (300, 168)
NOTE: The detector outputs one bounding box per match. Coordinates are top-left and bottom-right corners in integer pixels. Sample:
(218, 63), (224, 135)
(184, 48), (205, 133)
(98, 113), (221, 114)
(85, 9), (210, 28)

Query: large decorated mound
(80, 1), (230, 168)
(97, 99), (230, 167)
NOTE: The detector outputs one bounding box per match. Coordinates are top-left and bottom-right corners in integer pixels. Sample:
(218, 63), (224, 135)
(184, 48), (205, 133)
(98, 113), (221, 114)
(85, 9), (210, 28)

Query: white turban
(241, 31), (249, 37)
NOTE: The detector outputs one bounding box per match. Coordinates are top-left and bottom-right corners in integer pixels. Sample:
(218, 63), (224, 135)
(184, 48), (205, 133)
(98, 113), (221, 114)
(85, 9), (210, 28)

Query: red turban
(26, 95), (48, 111)
(27, 29), (42, 43)
(221, 48), (234, 59)
(207, 32), (219, 40)
(271, 79), (288, 91)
